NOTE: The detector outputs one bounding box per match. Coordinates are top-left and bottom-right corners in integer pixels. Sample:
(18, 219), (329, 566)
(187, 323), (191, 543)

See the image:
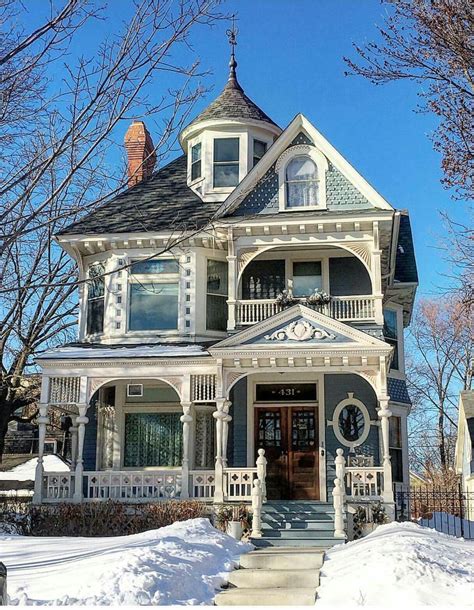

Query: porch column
(222, 401), (232, 468)
(180, 401), (193, 499)
(70, 423), (78, 468)
(378, 398), (394, 506)
(73, 404), (89, 503)
(32, 404), (50, 505)
(213, 398), (230, 503)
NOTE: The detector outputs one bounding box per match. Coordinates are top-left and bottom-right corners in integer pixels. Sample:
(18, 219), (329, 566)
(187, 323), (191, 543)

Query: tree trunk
(0, 405), (11, 464)
(438, 410), (446, 469)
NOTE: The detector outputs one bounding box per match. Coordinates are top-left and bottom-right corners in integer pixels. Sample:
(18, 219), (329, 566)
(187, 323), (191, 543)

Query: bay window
(124, 412), (182, 467)
(129, 258), (179, 331)
(87, 262), (105, 335)
(213, 137), (239, 187)
(191, 142), (202, 181)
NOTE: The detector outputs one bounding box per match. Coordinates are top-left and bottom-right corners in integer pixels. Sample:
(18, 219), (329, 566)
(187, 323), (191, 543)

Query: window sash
(286, 179), (319, 207)
(292, 261), (322, 296)
(87, 263), (105, 334)
(191, 143), (201, 181)
(130, 259), (179, 275)
(253, 139), (267, 167)
(129, 282), (178, 331)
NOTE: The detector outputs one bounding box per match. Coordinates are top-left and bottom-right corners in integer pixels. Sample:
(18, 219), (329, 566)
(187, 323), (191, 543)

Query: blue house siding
(329, 257), (372, 296)
(83, 402), (98, 471)
(228, 378), (248, 467)
(324, 374), (380, 498)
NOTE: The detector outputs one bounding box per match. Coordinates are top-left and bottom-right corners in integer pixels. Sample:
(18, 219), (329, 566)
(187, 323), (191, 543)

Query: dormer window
(286, 156), (319, 207)
(253, 139), (267, 167)
(191, 142), (202, 181)
(213, 137), (239, 187)
(276, 143), (328, 211)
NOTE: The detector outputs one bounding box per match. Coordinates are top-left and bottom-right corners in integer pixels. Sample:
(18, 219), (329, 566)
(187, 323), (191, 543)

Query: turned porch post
(226, 228), (237, 332)
(73, 404), (89, 502)
(213, 398), (230, 503)
(32, 404), (50, 504)
(69, 423), (78, 468)
(180, 401), (193, 498)
(378, 397), (394, 505)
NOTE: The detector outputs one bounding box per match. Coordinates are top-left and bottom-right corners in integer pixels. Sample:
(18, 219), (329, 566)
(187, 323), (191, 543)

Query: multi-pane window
(87, 262), (105, 335)
(384, 309), (399, 370)
(286, 156), (319, 207)
(213, 137), (239, 187)
(191, 142), (202, 181)
(124, 412), (182, 467)
(242, 259), (285, 299)
(206, 259), (228, 331)
(253, 139), (267, 167)
(292, 261), (322, 296)
(129, 259), (179, 331)
(389, 415), (403, 482)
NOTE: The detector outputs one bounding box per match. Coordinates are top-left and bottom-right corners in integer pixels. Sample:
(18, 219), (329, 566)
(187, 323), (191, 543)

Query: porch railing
(224, 468), (257, 501)
(85, 470), (182, 501)
(44, 472), (75, 500)
(345, 466), (384, 500)
(236, 295), (377, 326)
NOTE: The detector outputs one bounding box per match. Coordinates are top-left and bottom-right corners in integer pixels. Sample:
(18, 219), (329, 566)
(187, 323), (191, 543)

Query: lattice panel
(49, 377), (81, 404)
(191, 375), (216, 402)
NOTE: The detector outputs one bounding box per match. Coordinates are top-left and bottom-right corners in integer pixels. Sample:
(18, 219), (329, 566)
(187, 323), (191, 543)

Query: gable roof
(184, 71), (278, 132)
(58, 155), (222, 236)
(210, 304), (392, 353)
(221, 114), (394, 217)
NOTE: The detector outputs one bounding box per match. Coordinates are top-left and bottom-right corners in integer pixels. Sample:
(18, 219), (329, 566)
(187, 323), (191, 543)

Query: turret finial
(226, 14), (241, 89)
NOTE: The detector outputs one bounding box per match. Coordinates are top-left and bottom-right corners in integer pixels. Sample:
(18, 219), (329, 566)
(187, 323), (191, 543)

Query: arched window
(285, 156), (319, 207)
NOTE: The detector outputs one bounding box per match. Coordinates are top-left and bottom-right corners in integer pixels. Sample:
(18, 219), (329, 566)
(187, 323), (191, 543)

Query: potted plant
(275, 290), (297, 308)
(305, 289), (331, 307)
(353, 502), (389, 538)
(215, 505), (252, 540)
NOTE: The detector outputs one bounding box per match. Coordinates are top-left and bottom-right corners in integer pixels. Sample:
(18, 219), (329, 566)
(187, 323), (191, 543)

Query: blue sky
(28, 0), (469, 297)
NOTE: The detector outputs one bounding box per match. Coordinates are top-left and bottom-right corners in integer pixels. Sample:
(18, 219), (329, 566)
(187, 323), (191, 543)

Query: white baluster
(333, 478), (346, 538)
(256, 448), (267, 503)
(251, 479), (263, 538)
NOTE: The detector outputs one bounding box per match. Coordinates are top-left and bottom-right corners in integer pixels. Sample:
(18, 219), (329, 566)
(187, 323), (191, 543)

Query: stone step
(251, 537), (343, 549)
(262, 518), (335, 531)
(214, 587), (317, 606)
(263, 505), (335, 515)
(227, 568), (320, 589)
(261, 528), (336, 539)
(240, 549), (325, 570)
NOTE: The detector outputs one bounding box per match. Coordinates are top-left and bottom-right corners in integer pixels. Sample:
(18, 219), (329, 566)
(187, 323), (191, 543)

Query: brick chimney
(124, 120), (157, 187)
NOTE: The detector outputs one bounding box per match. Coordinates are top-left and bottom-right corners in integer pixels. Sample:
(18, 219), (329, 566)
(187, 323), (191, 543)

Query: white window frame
(332, 393), (371, 450)
(188, 137), (203, 186)
(212, 135), (242, 191)
(275, 144), (328, 211)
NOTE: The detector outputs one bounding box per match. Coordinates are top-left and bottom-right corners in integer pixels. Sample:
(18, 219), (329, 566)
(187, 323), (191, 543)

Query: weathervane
(226, 14), (239, 81)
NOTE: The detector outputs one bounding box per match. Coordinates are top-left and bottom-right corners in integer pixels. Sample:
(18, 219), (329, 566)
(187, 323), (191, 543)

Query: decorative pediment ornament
(264, 320), (336, 342)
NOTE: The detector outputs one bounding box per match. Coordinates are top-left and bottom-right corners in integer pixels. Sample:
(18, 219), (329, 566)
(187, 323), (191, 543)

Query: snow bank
(0, 455), (69, 481)
(318, 521), (474, 607)
(1, 518), (252, 605)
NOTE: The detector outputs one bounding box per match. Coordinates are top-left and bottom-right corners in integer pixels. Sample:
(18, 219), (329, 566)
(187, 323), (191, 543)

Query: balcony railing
(236, 295), (377, 326)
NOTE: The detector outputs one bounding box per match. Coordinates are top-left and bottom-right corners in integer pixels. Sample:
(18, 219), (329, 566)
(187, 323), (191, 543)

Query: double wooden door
(255, 406), (319, 500)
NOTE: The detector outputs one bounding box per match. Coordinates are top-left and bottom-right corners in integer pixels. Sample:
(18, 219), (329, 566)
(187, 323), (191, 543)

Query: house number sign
(255, 383), (317, 402)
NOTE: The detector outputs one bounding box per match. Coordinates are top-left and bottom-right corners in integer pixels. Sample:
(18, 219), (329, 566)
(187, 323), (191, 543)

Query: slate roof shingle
(394, 212), (418, 284)
(388, 377), (411, 405)
(59, 155), (221, 235)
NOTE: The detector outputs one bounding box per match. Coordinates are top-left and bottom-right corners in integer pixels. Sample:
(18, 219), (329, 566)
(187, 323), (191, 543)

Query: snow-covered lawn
(1, 518), (251, 605)
(0, 455), (69, 481)
(318, 521), (474, 607)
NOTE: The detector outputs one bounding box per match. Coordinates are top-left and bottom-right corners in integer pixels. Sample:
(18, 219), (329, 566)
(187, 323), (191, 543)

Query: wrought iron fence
(395, 485), (474, 539)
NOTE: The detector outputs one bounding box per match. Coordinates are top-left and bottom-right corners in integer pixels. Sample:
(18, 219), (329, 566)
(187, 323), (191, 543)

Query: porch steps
(252, 500), (344, 549)
(214, 549), (324, 606)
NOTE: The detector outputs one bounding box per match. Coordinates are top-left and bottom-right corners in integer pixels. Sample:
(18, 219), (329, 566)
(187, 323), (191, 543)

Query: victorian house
(33, 42), (417, 544)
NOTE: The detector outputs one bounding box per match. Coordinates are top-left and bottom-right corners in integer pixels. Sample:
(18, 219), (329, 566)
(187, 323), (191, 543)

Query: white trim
(275, 144), (328, 211)
(331, 392), (371, 450)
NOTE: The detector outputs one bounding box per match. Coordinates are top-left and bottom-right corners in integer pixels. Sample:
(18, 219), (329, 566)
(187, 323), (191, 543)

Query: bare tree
(345, 0), (474, 201)
(0, 0), (223, 460)
(407, 298), (472, 480)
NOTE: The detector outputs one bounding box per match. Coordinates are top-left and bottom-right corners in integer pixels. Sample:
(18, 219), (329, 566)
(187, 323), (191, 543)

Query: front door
(255, 406), (319, 500)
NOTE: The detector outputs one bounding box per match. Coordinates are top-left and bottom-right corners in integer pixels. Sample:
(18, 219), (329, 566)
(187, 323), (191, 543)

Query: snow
(317, 521), (474, 607)
(36, 343), (209, 360)
(0, 455), (69, 481)
(1, 518), (252, 605)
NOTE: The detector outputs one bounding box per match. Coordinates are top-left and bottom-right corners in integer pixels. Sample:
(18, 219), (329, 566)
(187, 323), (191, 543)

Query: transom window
(191, 142), (202, 181)
(253, 139), (267, 167)
(129, 258), (179, 331)
(213, 137), (239, 187)
(286, 156), (319, 207)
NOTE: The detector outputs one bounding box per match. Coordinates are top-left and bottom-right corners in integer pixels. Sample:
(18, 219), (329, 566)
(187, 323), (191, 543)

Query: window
(124, 412), (182, 467)
(194, 409), (216, 468)
(87, 262), (105, 335)
(129, 258), (179, 331)
(286, 156), (319, 207)
(206, 259), (228, 331)
(253, 139), (267, 167)
(389, 415), (403, 482)
(129, 283), (178, 331)
(242, 259), (285, 299)
(191, 142), (201, 181)
(332, 394), (370, 448)
(213, 138), (239, 187)
(292, 261), (322, 297)
(384, 309), (399, 370)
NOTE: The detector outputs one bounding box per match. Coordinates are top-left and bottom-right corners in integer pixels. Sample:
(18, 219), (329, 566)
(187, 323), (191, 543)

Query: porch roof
(36, 342), (212, 361)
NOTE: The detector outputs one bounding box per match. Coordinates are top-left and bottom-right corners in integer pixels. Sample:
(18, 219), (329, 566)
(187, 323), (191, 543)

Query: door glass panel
(291, 410), (315, 451)
(258, 410), (282, 447)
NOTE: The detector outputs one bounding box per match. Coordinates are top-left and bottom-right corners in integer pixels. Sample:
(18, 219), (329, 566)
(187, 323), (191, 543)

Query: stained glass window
(124, 412), (182, 467)
(258, 411), (282, 448)
(292, 410), (316, 451)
